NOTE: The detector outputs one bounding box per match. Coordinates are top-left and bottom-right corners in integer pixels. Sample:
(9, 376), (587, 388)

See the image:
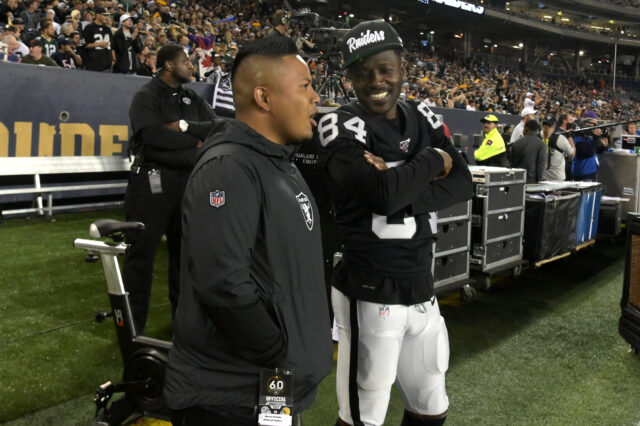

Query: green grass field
(1, 210), (639, 425)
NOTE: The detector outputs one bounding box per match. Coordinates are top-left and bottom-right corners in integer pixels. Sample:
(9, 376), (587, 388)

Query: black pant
(171, 406), (256, 426)
(121, 167), (190, 333)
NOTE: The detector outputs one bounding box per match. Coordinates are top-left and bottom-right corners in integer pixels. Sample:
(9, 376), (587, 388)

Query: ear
(253, 85), (271, 112)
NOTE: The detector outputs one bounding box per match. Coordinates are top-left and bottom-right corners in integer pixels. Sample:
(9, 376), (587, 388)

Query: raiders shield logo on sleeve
(296, 192), (314, 231)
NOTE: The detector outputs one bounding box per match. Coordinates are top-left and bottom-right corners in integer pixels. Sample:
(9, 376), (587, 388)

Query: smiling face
(347, 49), (403, 120)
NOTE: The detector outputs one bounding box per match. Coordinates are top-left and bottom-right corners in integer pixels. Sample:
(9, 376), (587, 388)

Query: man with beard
(316, 19), (472, 426)
(123, 44), (216, 334)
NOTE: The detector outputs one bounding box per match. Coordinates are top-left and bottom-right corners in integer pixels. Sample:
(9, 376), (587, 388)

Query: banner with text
(0, 61), (211, 158)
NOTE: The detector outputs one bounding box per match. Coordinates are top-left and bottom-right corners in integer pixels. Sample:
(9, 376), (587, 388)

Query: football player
(316, 20), (473, 426)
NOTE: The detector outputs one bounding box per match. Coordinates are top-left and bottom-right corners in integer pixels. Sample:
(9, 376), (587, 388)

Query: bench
(0, 156), (132, 217)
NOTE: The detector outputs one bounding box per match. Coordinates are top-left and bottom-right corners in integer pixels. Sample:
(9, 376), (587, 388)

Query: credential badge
(182, 97), (192, 105)
(210, 190), (225, 208)
(296, 192), (314, 231)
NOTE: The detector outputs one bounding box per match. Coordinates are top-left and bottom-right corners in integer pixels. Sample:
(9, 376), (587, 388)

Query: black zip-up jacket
(164, 120), (333, 416)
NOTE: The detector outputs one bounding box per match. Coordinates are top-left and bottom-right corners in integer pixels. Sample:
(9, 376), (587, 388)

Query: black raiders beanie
(340, 20), (404, 69)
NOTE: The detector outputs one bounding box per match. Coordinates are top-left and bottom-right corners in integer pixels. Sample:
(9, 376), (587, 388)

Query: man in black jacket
(317, 20), (473, 426)
(112, 13), (142, 74)
(123, 44), (215, 334)
(164, 36), (333, 425)
(509, 119), (547, 183)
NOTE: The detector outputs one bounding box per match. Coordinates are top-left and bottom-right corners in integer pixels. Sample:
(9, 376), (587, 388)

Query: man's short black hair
(231, 36), (298, 84)
(524, 119), (539, 133)
(157, 44), (185, 71)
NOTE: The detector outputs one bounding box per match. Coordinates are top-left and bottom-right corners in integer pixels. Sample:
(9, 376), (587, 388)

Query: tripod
(316, 72), (351, 104)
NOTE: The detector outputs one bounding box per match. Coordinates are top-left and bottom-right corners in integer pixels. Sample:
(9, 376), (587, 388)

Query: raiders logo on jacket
(316, 99), (473, 304)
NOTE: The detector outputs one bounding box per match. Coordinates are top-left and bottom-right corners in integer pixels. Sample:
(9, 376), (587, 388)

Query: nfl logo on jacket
(210, 190), (225, 208)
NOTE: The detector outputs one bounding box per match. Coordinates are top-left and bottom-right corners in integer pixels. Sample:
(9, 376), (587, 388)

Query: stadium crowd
(1, 0), (639, 121)
(400, 49), (640, 122)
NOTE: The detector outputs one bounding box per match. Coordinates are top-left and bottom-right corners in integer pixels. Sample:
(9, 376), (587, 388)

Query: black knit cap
(340, 20), (403, 69)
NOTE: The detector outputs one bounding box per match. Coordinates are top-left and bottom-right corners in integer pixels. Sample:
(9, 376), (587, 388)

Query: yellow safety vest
(474, 128), (506, 161)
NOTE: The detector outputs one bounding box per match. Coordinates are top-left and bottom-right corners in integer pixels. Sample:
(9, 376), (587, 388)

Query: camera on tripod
(302, 28), (351, 102)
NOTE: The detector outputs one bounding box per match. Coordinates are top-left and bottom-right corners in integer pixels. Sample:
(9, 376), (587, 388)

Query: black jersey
(82, 23), (112, 71)
(317, 99), (473, 304)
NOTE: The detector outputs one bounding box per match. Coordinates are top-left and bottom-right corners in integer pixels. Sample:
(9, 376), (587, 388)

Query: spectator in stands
(1, 34), (21, 61)
(177, 34), (190, 55)
(621, 122), (640, 150)
(4, 25), (28, 58)
(268, 9), (289, 37)
(113, 3), (125, 25)
(19, 0), (40, 31)
(55, 2), (69, 24)
(156, 30), (170, 48)
(502, 124), (513, 141)
(80, 9), (92, 30)
(523, 91), (537, 110)
(45, 9), (60, 34)
(0, 0), (23, 25)
(511, 107), (537, 142)
(10, 16), (28, 42)
(510, 120), (547, 183)
(541, 116), (574, 181)
(137, 49), (156, 76)
(68, 29), (82, 56)
(36, 19), (58, 57)
(51, 37), (80, 68)
(475, 114), (510, 166)
(82, 6), (112, 71)
(59, 21), (74, 39)
(21, 38), (58, 66)
(112, 13), (142, 74)
(572, 112), (608, 181)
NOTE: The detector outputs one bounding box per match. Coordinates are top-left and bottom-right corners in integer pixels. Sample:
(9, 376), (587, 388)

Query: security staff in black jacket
(164, 36), (333, 426)
(124, 44), (216, 334)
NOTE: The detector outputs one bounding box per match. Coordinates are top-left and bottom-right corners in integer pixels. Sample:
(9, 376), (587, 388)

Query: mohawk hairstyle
(231, 36), (298, 84)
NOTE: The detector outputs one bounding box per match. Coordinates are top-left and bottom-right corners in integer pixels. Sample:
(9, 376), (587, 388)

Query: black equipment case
(619, 213), (640, 353)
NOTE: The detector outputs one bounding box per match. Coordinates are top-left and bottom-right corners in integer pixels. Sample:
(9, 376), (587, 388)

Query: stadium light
(579, 50), (584, 56)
